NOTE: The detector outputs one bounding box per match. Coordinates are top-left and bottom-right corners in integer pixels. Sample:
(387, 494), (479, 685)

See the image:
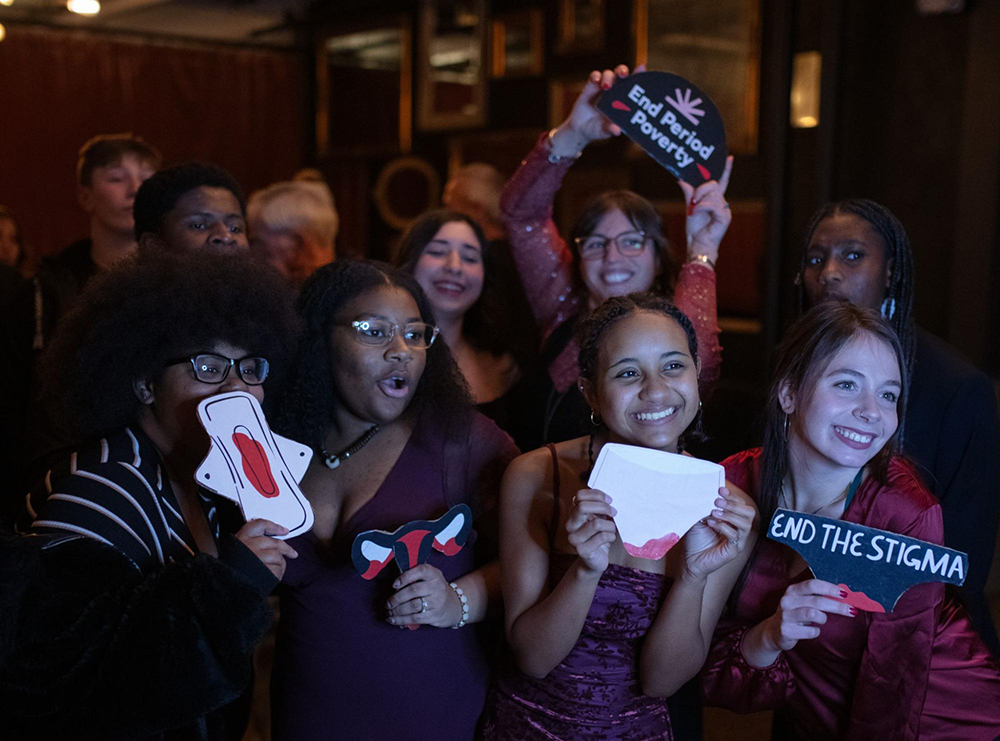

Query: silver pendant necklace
(320, 425), (380, 470)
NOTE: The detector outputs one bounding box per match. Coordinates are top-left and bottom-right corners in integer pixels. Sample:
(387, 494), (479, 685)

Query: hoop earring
(881, 297), (896, 320)
(590, 409), (602, 427)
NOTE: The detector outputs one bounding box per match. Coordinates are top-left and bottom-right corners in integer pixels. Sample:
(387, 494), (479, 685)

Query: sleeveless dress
(483, 445), (675, 740)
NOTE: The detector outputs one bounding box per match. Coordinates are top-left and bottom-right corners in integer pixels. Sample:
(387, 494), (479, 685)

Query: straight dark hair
(758, 301), (908, 532)
(569, 190), (675, 297)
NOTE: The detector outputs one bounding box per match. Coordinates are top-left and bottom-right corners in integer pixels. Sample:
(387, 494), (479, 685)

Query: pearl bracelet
(448, 581), (469, 629)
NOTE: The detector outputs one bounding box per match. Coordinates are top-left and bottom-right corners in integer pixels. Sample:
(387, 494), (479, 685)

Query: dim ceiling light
(0, 23), (5, 43)
(67, 0), (100, 15)
(0, 0), (13, 6)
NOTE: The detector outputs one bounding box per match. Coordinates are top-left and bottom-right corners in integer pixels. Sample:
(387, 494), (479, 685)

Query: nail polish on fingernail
(610, 507), (618, 516)
(604, 494), (612, 503)
(712, 509), (723, 517)
(602, 82), (611, 90)
(839, 590), (848, 598)
(849, 607), (858, 616)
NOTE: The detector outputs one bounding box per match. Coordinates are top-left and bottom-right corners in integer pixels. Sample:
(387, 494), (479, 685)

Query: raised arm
(674, 156), (733, 398)
(640, 483), (756, 697)
(501, 65), (632, 339)
(500, 450), (614, 677)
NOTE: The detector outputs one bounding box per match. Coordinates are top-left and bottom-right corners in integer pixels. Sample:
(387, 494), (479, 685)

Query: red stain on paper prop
(612, 100), (631, 112)
(624, 533), (680, 560)
(832, 584), (886, 614)
(361, 553), (394, 580)
(233, 429), (278, 498)
(697, 163), (711, 181)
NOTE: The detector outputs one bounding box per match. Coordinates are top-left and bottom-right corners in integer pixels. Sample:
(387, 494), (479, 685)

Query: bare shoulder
(504, 447), (554, 488)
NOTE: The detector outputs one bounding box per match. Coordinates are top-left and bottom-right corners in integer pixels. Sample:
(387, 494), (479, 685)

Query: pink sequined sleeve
(700, 619), (797, 712)
(500, 132), (585, 342)
(674, 263), (722, 398)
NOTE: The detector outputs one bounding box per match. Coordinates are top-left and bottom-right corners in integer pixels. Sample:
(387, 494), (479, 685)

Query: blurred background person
(247, 179), (338, 283)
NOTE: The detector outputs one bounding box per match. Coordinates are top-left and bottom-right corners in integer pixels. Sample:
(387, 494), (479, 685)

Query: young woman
(271, 260), (518, 741)
(501, 64), (733, 449)
(797, 199), (999, 652)
(702, 301), (1000, 740)
(484, 293), (755, 739)
(4, 252), (300, 740)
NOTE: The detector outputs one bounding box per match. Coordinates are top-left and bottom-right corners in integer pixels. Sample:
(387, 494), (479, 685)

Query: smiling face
(156, 186), (249, 254)
(578, 208), (660, 308)
(79, 153), (157, 237)
(782, 331), (901, 473)
(583, 310), (699, 453)
(328, 285), (428, 425)
(803, 212), (891, 312)
(138, 340), (263, 462)
(411, 220), (485, 322)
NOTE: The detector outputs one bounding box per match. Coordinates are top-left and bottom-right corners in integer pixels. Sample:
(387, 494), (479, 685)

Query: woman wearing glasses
(271, 260), (518, 741)
(502, 64), (732, 448)
(6, 252), (300, 740)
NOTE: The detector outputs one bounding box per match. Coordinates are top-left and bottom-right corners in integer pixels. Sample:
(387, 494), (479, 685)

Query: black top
(904, 327), (1000, 653)
(1, 426), (276, 740)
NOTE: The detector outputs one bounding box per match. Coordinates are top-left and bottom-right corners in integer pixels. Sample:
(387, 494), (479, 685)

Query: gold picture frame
(491, 9), (544, 78)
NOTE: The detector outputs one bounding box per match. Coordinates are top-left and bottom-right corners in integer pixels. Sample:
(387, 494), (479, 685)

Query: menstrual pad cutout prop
(588, 443), (723, 560)
(351, 504), (473, 580)
(195, 391), (314, 539)
(768, 508), (968, 613)
(597, 70), (728, 185)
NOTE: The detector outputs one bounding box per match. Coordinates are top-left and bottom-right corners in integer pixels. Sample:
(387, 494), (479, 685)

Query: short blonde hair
(247, 180), (338, 248)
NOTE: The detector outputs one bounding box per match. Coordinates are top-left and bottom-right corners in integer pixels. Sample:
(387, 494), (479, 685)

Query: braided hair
(576, 292), (704, 451)
(797, 199), (916, 377)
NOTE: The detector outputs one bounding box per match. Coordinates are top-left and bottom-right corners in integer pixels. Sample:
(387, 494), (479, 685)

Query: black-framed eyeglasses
(164, 353), (270, 385)
(343, 319), (439, 349)
(575, 230), (649, 261)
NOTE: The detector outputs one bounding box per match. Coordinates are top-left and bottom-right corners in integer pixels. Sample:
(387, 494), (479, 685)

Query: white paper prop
(195, 391), (314, 539)
(587, 443), (723, 560)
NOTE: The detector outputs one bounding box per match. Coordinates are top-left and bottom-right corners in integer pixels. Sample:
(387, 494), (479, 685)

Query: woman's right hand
(759, 579), (856, 652)
(549, 64), (644, 156)
(565, 488), (618, 575)
(236, 518), (298, 581)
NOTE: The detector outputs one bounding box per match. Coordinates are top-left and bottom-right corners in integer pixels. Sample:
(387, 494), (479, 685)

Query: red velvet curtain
(0, 25), (306, 257)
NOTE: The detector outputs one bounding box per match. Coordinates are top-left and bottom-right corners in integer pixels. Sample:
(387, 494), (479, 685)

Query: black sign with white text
(597, 71), (728, 185)
(767, 508), (968, 613)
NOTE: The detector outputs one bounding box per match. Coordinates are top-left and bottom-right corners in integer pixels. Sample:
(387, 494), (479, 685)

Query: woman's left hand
(678, 155), (734, 265)
(385, 563), (463, 629)
(681, 486), (754, 581)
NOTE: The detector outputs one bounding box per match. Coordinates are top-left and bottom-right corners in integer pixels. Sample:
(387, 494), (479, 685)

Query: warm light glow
(67, 0), (100, 15)
(790, 51), (822, 129)
(0, 0), (13, 7)
(0, 24), (5, 43)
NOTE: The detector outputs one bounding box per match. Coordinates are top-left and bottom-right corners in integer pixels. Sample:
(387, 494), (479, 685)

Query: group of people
(1, 64), (998, 741)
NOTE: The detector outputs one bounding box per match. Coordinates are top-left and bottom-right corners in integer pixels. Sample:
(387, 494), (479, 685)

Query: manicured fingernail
(687, 202), (695, 216)
(712, 509), (723, 517)
(604, 494), (612, 503)
(387, 617), (395, 624)
(602, 81), (611, 90)
(715, 498), (726, 507)
(849, 607), (857, 616)
(839, 589), (848, 598)
(610, 507), (618, 516)
(393, 581), (400, 589)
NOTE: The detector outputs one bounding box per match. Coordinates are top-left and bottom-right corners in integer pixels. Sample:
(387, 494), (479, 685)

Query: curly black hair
(274, 259), (474, 451)
(576, 292), (704, 450)
(133, 162), (246, 241)
(41, 251), (300, 442)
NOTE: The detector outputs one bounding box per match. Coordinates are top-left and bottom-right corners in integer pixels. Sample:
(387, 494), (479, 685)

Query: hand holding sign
(550, 64), (635, 156)
(680, 487), (755, 581)
(565, 488), (618, 576)
(679, 155), (733, 263)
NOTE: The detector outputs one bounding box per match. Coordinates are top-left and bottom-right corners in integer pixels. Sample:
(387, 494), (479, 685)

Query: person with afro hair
(2, 251), (299, 741)
(134, 161), (249, 254)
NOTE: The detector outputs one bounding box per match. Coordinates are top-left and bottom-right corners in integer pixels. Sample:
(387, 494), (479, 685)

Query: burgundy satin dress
(702, 449), (1000, 741)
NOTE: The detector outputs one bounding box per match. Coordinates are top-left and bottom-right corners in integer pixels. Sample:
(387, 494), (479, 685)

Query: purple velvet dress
(271, 413), (517, 741)
(483, 445), (675, 740)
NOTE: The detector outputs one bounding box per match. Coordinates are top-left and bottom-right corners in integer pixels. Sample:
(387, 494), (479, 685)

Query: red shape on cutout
(624, 533), (680, 560)
(435, 536), (462, 556)
(697, 163), (711, 181)
(397, 529), (431, 567)
(360, 554), (394, 580)
(832, 584), (886, 614)
(612, 100), (631, 112)
(233, 430), (279, 498)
